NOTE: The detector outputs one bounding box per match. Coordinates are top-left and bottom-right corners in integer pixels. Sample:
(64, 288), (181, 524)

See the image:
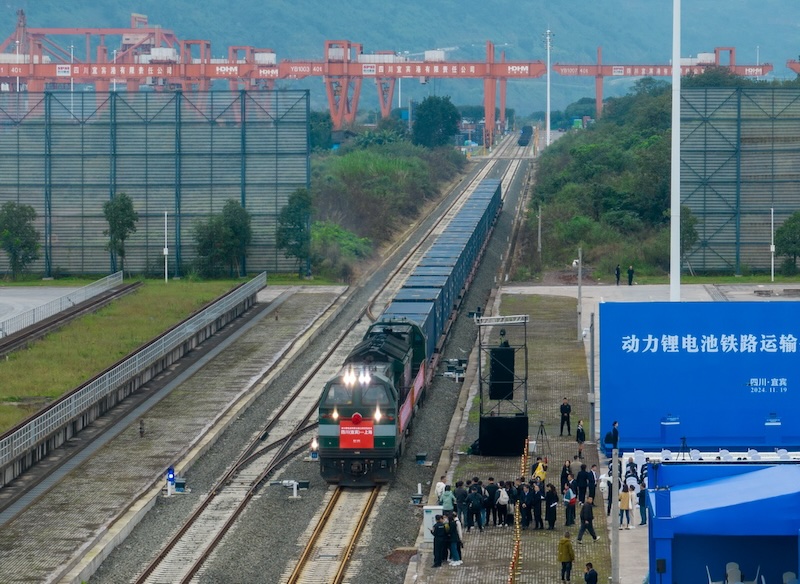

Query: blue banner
(600, 302), (800, 451)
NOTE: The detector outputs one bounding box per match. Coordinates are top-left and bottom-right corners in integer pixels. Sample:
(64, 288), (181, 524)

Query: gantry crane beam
(555, 46), (773, 118)
(786, 60), (800, 75)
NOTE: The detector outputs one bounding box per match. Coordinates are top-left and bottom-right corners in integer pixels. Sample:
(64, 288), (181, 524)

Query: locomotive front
(318, 362), (399, 486)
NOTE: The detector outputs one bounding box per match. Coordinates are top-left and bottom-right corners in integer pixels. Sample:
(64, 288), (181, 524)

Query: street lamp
(113, 49), (117, 91)
(543, 30), (553, 146)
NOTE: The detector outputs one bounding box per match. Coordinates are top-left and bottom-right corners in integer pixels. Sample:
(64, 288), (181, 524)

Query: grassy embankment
(0, 278), (242, 433)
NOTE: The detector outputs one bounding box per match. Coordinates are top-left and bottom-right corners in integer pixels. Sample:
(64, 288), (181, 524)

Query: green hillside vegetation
(0, 279), (236, 433)
(305, 109), (467, 280)
(517, 69), (800, 280)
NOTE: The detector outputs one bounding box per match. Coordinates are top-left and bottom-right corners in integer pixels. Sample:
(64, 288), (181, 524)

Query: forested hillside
(3, 1), (798, 113)
(518, 70), (800, 280)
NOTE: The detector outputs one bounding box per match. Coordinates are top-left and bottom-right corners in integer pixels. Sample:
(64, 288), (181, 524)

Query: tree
(103, 192), (139, 275)
(193, 200), (252, 278)
(276, 188), (312, 276)
(412, 95), (461, 148)
(0, 202), (40, 279)
(309, 110), (333, 151)
(221, 200), (252, 276)
(775, 211), (800, 270)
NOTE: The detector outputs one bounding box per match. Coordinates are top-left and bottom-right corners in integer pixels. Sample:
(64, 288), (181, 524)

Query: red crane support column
(376, 77), (396, 120)
(595, 46), (603, 119)
(483, 41), (496, 147)
(499, 50), (507, 131)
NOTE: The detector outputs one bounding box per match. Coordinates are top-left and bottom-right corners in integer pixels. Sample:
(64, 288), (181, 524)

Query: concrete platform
(0, 286), (345, 583)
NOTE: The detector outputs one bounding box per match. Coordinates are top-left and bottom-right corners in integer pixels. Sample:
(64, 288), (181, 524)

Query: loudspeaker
(489, 347), (514, 399)
(479, 415), (528, 456)
(656, 559), (666, 574)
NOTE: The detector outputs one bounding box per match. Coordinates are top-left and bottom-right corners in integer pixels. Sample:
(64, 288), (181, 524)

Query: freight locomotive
(318, 178), (502, 486)
(517, 125), (533, 146)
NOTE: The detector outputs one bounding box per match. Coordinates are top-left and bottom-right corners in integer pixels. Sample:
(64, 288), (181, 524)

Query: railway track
(0, 281), (142, 357)
(131, 155), (519, 583)
(284, 486), (381, 584)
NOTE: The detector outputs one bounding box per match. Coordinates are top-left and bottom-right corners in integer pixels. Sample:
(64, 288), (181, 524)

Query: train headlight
(358, 370), (371, 385)
(374, 405), (382, 423)
(311, 437), (318, 451)
(332, 407), (339, 421)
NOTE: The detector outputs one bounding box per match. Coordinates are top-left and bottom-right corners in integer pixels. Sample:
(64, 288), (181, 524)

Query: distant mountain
(2, 1), (797, 115)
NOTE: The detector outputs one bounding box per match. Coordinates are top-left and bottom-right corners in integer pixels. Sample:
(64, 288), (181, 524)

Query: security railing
(0, 272), (123, 338)
(0, 272), (266, 467)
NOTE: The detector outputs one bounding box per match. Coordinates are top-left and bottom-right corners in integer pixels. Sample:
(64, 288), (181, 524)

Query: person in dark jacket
(519, 483), (533, 529)
(576, 497), (599, 543)
(560, 460), (573, 492)
(575, 420), (586, 460)
(454, 480), (468, 527)
(465, 486), (484, 532)
(638, 482), (648, 525)
(627, 265), (634, 286)
(484, 477), (500, 527)
(588, 464), (598, 502)
(430, 515), (447, 567)
(585, 562), (599, 584)
(576, 463), (590, 503)
(532, 482), (545, 529)
(560, 397), (572, 436)
(545, 483), (559, 530)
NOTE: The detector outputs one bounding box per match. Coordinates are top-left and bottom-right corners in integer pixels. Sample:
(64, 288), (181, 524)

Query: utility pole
(537, 204), (542, 262)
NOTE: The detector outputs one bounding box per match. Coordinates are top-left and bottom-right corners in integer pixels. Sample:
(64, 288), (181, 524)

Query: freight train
(318, 178), (502, 486)
(517, 125), (533, 146)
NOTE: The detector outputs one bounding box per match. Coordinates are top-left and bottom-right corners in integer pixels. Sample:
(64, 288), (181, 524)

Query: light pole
(15, 40), (20, 92)
(113, 49), (117, 91)
(771, 207), (775, 282)
(544, 30), (553, 146)
(669, 0), (681, 302)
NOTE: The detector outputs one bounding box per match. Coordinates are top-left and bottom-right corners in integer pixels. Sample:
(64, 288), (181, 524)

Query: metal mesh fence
(682, 88), (800, 273)
(0, 91), (309, 276)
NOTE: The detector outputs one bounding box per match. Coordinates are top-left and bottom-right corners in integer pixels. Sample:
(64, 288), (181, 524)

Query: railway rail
(0, 281), (142, 358)
(285, 486), (381, 584)
(131, 149), (523, 583)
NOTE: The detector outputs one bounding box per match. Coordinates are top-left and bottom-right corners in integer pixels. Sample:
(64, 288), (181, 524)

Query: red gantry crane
(555, 46), (773, 119)
(0, 11), (775, 143)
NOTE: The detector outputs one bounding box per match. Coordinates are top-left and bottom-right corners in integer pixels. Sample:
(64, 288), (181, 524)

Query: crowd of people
(428, 399), (622, 581)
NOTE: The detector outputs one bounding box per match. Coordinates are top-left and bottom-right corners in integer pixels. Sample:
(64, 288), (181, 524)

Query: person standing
(610, 420), (619, 450)
(576, 497), (600, 543)
(615, 264), (621, 286)
(560, 460), (573, 492)
(584, 562), (599, 584)
(627, 265), (634, 286)
(575, 420), (585, 460)
(558, 531), (576, 582)
(638, 482), (648, 525)
(519, 483), (533, 529)
(435, 475), (447, 503)
(563, 481), (577, 526)
(446, 511), (463, 566)
(454, 480), (468, 527)
(576, 463), (590, 504)
(545, 483), (559, 530)
(430, 515), (447, 568)
(532, 482), (545, 529)
(619, 484), (632, 529)
(495, 482), (510, 527)
(485, 477), (500, 527)
(440, 484), (457, 515)
(560, 398), (572, 436)
(589, 464), (598, 502)
(465, 486), (484, 532)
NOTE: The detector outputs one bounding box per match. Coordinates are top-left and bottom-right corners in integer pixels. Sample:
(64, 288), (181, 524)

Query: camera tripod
(676, 436), (690, 460)
(535, 420), (551, 460)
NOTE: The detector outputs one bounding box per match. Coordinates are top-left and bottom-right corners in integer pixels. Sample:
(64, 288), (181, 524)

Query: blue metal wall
(0, 90), (309, 276)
